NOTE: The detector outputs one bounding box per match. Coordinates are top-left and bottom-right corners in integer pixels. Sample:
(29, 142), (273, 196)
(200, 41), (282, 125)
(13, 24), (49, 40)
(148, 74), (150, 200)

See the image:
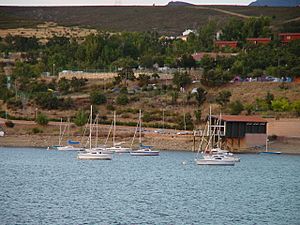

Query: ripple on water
(0, 148), (299, 225)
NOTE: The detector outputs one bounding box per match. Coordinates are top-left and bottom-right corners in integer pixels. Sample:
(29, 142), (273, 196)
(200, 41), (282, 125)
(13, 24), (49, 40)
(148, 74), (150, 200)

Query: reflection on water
(0, 147), (299, 225)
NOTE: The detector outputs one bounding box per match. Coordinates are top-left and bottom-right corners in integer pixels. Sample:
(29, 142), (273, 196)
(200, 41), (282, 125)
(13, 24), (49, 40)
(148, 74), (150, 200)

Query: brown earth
(1, 117), (300, 154)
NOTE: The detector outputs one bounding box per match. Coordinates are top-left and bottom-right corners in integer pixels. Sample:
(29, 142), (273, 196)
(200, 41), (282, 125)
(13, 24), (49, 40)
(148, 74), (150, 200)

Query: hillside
(0, 5), (300, 34)
(249, 0), (300, 7)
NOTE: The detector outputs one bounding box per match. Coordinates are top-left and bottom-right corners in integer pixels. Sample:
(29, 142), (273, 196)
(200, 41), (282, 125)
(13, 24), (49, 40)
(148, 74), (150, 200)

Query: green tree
(194, 109), (202, 123)
(229, 100), (244, 115)
(74, 110), (88, 127)
(271, 98), (291, 112)
(116, 94), (129, 105)
(216, 90), (232, 107)
(265, 92), (274, 110)
(194, 87), (207, 106)
(172, 71), (192, 89)
(90, 91), (107, 105)
(137, 74), (151, 87)
(35, 112), (49, 126)
(292, 100), (300, 116)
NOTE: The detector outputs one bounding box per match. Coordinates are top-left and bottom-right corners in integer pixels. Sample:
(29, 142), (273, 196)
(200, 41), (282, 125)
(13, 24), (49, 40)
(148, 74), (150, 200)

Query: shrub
(271, 98), (291, 112)
(116, 94), (129, 105)
(74, 110), (88, 127)
(106, 104), (115, 111)
(292, 100), (300, 116)
(5, 120), (15, 128)
(32, 127), (43, 134)
(229, 100), (244, 115)
(35, 112), (49, 126)
(216, 90), (231, 107)
(90, 91), (107, 105)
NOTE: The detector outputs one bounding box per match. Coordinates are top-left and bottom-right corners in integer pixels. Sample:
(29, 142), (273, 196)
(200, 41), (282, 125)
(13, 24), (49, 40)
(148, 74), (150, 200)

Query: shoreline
(1, 134), (300, 155)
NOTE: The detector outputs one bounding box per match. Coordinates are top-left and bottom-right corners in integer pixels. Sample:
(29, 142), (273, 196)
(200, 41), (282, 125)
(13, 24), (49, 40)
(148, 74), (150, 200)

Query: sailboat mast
(89, 105), (92, 150)
(139, 109), (142, 145)
(113, 111), (116, 146)
(59, 118), (62, 145)
(209, 105), (212, 149)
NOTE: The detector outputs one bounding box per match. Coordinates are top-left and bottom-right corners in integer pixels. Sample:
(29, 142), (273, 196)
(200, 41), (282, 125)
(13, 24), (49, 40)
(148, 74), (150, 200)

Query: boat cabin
(210, 115), (267, 150)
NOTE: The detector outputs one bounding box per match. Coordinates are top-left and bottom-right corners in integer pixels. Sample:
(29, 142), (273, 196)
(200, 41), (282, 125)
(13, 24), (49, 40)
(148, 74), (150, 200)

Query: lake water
(0, 147), (299, 225)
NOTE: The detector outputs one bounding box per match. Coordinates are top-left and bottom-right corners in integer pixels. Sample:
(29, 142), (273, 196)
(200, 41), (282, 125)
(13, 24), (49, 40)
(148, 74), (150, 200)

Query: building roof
(212, 115), (267, 123)
(279, 33), (300, 36)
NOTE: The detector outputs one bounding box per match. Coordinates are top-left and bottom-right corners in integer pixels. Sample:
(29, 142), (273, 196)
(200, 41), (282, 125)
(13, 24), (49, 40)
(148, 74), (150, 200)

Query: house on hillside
(210, 115), (267, 150)
(279, 33), (300, 43)
(246, 37), (271, 45)
(215, 40), (238, 48)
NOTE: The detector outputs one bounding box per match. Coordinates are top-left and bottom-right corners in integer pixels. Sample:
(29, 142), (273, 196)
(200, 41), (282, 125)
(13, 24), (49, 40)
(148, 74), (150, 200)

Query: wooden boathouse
(210, 115), (267, 150)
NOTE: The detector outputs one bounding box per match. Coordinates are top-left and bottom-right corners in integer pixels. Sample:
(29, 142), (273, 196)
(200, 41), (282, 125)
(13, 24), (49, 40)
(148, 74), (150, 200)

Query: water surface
(0, 147), (299, 225)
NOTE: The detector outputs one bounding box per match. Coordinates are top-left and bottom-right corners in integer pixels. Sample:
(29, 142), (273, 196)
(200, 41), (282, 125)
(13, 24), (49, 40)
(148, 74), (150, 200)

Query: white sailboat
(56, 118), (83, 151)
(196, 108), (236, 166)
(105, 111), (132, 153)
(130, 110), (159, 156)
(77, 105), (112, 160)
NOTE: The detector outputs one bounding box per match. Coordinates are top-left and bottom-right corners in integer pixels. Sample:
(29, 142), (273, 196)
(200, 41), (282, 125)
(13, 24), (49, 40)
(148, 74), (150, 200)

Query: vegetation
(5, 120), (15, 128)
(74, 110), (88, 127)
(35, 112), (49, 126)
(90, 91), (107, 105)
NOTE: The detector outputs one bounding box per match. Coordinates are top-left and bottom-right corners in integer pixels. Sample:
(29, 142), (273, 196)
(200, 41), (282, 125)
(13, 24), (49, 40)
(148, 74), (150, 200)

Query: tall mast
(139, 109), (142, 145)
(113, 111), (116, 146)
(59, 118), (62, 145)
(89, 105), (92, 150)
(95, 115), (98, 148)
(209, 105), (212, 149)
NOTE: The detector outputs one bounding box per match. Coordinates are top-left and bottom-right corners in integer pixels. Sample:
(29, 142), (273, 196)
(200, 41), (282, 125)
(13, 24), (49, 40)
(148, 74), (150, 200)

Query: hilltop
(0, 5), (300, 34)
(249, 0), (300, 7)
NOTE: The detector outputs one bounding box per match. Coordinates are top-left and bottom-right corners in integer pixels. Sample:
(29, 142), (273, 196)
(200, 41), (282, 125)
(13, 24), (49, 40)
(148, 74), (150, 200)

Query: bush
(5, 120), (15, 128)
(74, 110), (88, 127)
(106, 104), (115, 111)
(116, 94), (129, 105)
(35, 112), (49, 126)
(7, 97), (22, 109)
(229, 100), (244, 115)
(32, 127), (43, 134)
(90, 91), (107, 105)
(216, 90), (231, 107)
(292, 100), (300, 116)
(271, 98), (291, 112)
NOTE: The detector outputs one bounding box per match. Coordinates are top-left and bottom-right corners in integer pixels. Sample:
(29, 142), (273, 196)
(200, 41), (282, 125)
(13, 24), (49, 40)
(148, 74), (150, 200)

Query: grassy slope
(0, 6), (300, 34)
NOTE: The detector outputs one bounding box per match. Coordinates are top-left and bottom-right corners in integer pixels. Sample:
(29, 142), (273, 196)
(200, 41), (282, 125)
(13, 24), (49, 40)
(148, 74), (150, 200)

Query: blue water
(0, 147), (299, 225)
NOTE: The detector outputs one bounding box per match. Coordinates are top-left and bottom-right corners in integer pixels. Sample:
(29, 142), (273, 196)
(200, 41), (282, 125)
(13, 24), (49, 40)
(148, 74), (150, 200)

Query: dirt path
(191, 6), (250, 19)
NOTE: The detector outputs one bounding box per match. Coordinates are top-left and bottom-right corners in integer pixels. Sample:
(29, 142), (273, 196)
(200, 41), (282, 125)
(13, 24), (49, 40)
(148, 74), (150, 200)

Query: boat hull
(130, 150), (160, 156)
(57, 146), (83, 151)
(259, 152), (282, 155)
(77, 152), (112, 160)
(196, 159), (235, 166)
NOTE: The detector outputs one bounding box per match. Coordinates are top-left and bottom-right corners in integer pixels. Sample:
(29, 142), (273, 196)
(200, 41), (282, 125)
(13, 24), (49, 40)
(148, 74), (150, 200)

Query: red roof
(279, 33), (300, 36)
(212, 115), (267, 123)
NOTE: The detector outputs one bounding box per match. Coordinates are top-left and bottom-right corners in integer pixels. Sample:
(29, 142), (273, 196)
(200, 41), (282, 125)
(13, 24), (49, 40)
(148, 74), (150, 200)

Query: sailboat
(57, 118), (83, 151)
(130, 110), (159, 156)
(105, 111), (132, 153)
(77, 105), (112, 160)
(259, 137), (282, 154)
(196, 108), (236, 166)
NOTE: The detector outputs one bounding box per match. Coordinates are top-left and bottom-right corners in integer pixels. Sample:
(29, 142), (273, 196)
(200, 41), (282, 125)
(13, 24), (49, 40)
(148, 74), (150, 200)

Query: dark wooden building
(211, 115), (267, 150)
